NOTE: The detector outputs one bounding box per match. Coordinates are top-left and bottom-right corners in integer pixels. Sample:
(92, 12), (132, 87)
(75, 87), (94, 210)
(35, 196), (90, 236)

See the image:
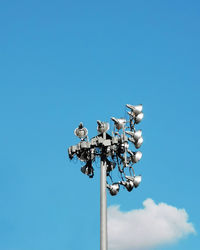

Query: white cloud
(108, 198), (196, 250)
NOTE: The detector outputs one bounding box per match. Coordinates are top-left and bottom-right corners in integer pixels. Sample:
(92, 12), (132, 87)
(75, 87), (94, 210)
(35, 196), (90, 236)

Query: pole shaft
(100, 157), (107, 250)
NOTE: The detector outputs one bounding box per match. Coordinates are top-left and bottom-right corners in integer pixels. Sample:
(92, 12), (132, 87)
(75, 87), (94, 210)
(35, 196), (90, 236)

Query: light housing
(111, 117), (126, 130)
(135, 136), (143, 149)
(97, 120), (110, 133)
(81, 161), (94, 178)
(68, 147), (74, 160)
(128, 150), (142, 163)
(135, 113), (144, 124)
(126, 104), (143, 115)
(134, 151), (142, 162)
(107, 183), (120, 196)
(133, 175), (142, 187)
(121, 180), (134, 192)
(133, 130), (142, 140)
(74, 122), (88, 139)
(126, 175), (142, 188)
(126, 129), (142, 140)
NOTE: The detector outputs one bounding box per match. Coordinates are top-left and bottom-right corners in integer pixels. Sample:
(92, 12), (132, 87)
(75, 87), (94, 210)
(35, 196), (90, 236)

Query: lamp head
(107, 183), (120, 196)
(126, 175), (142, 188)
(134, 130), (142, 140)
(135, 112), (144, 124)
(80, 161), (94, 178)
(135, 136), (143, 149)
(68, 146), (75, 160)
(128, 151), (142, 163)
(121, 180), (134, 192)
(74, 122), (88, 139)
(126, 104), (143, 115)
(97, 120), (110, 133)
(111, 117), (126, 130)
(126, 129), (142, 140)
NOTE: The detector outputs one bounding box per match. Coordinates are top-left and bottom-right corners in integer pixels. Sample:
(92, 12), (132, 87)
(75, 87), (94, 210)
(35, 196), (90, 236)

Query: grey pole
(100, 132), (107, 250)
(100, 157), (107, 250)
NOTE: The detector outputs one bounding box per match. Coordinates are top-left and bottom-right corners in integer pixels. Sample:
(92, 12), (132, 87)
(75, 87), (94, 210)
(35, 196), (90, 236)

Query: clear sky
(0, 0), (199, 250)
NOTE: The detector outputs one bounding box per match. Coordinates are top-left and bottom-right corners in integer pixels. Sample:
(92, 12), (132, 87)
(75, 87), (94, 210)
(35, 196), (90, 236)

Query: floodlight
(128, 137), (143, 149)
(81, 161), (94, 178)
(68, 145), (77, 159)
(111, 117), (126, 130)
(133, 175), (142, 188)
(106, 159), (116, 173)
(135, 136), (143, 149)
(135, 113), (144, 124)
(97, 120), (110, 133)
(68, 104), (144, 250)
(121, 180), (134, 192)
(126, 175), (142, 188)
(74, 122), (88, 139)
(133, 130), (142, 140)
(128, 150), (142, 163)
(126, 104), (143, 115)
(68, 147), (74, 160)
(134, 151), (142, 162)
(125, 129), (142, 140)
(107, 183), (120, 196)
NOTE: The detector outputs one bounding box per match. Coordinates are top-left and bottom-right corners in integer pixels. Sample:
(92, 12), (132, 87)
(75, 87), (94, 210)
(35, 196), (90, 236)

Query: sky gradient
(0, 1), (199, 249)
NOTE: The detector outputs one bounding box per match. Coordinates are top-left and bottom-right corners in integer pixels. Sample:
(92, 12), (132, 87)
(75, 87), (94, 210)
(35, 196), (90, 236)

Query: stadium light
(67, 104), (144, 250)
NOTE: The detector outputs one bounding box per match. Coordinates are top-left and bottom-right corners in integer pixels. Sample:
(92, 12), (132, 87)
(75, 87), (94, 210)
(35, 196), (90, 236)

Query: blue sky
(0, 0), (199, 249)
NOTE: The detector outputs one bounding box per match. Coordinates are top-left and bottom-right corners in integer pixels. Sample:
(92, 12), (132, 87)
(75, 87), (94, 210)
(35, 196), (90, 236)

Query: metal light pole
(68, 104), (144, 250)
(100, 154), (107, 250)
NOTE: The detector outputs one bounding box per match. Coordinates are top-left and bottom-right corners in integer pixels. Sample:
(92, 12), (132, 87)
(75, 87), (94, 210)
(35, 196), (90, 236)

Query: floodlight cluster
(68, 104), (144, 195)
